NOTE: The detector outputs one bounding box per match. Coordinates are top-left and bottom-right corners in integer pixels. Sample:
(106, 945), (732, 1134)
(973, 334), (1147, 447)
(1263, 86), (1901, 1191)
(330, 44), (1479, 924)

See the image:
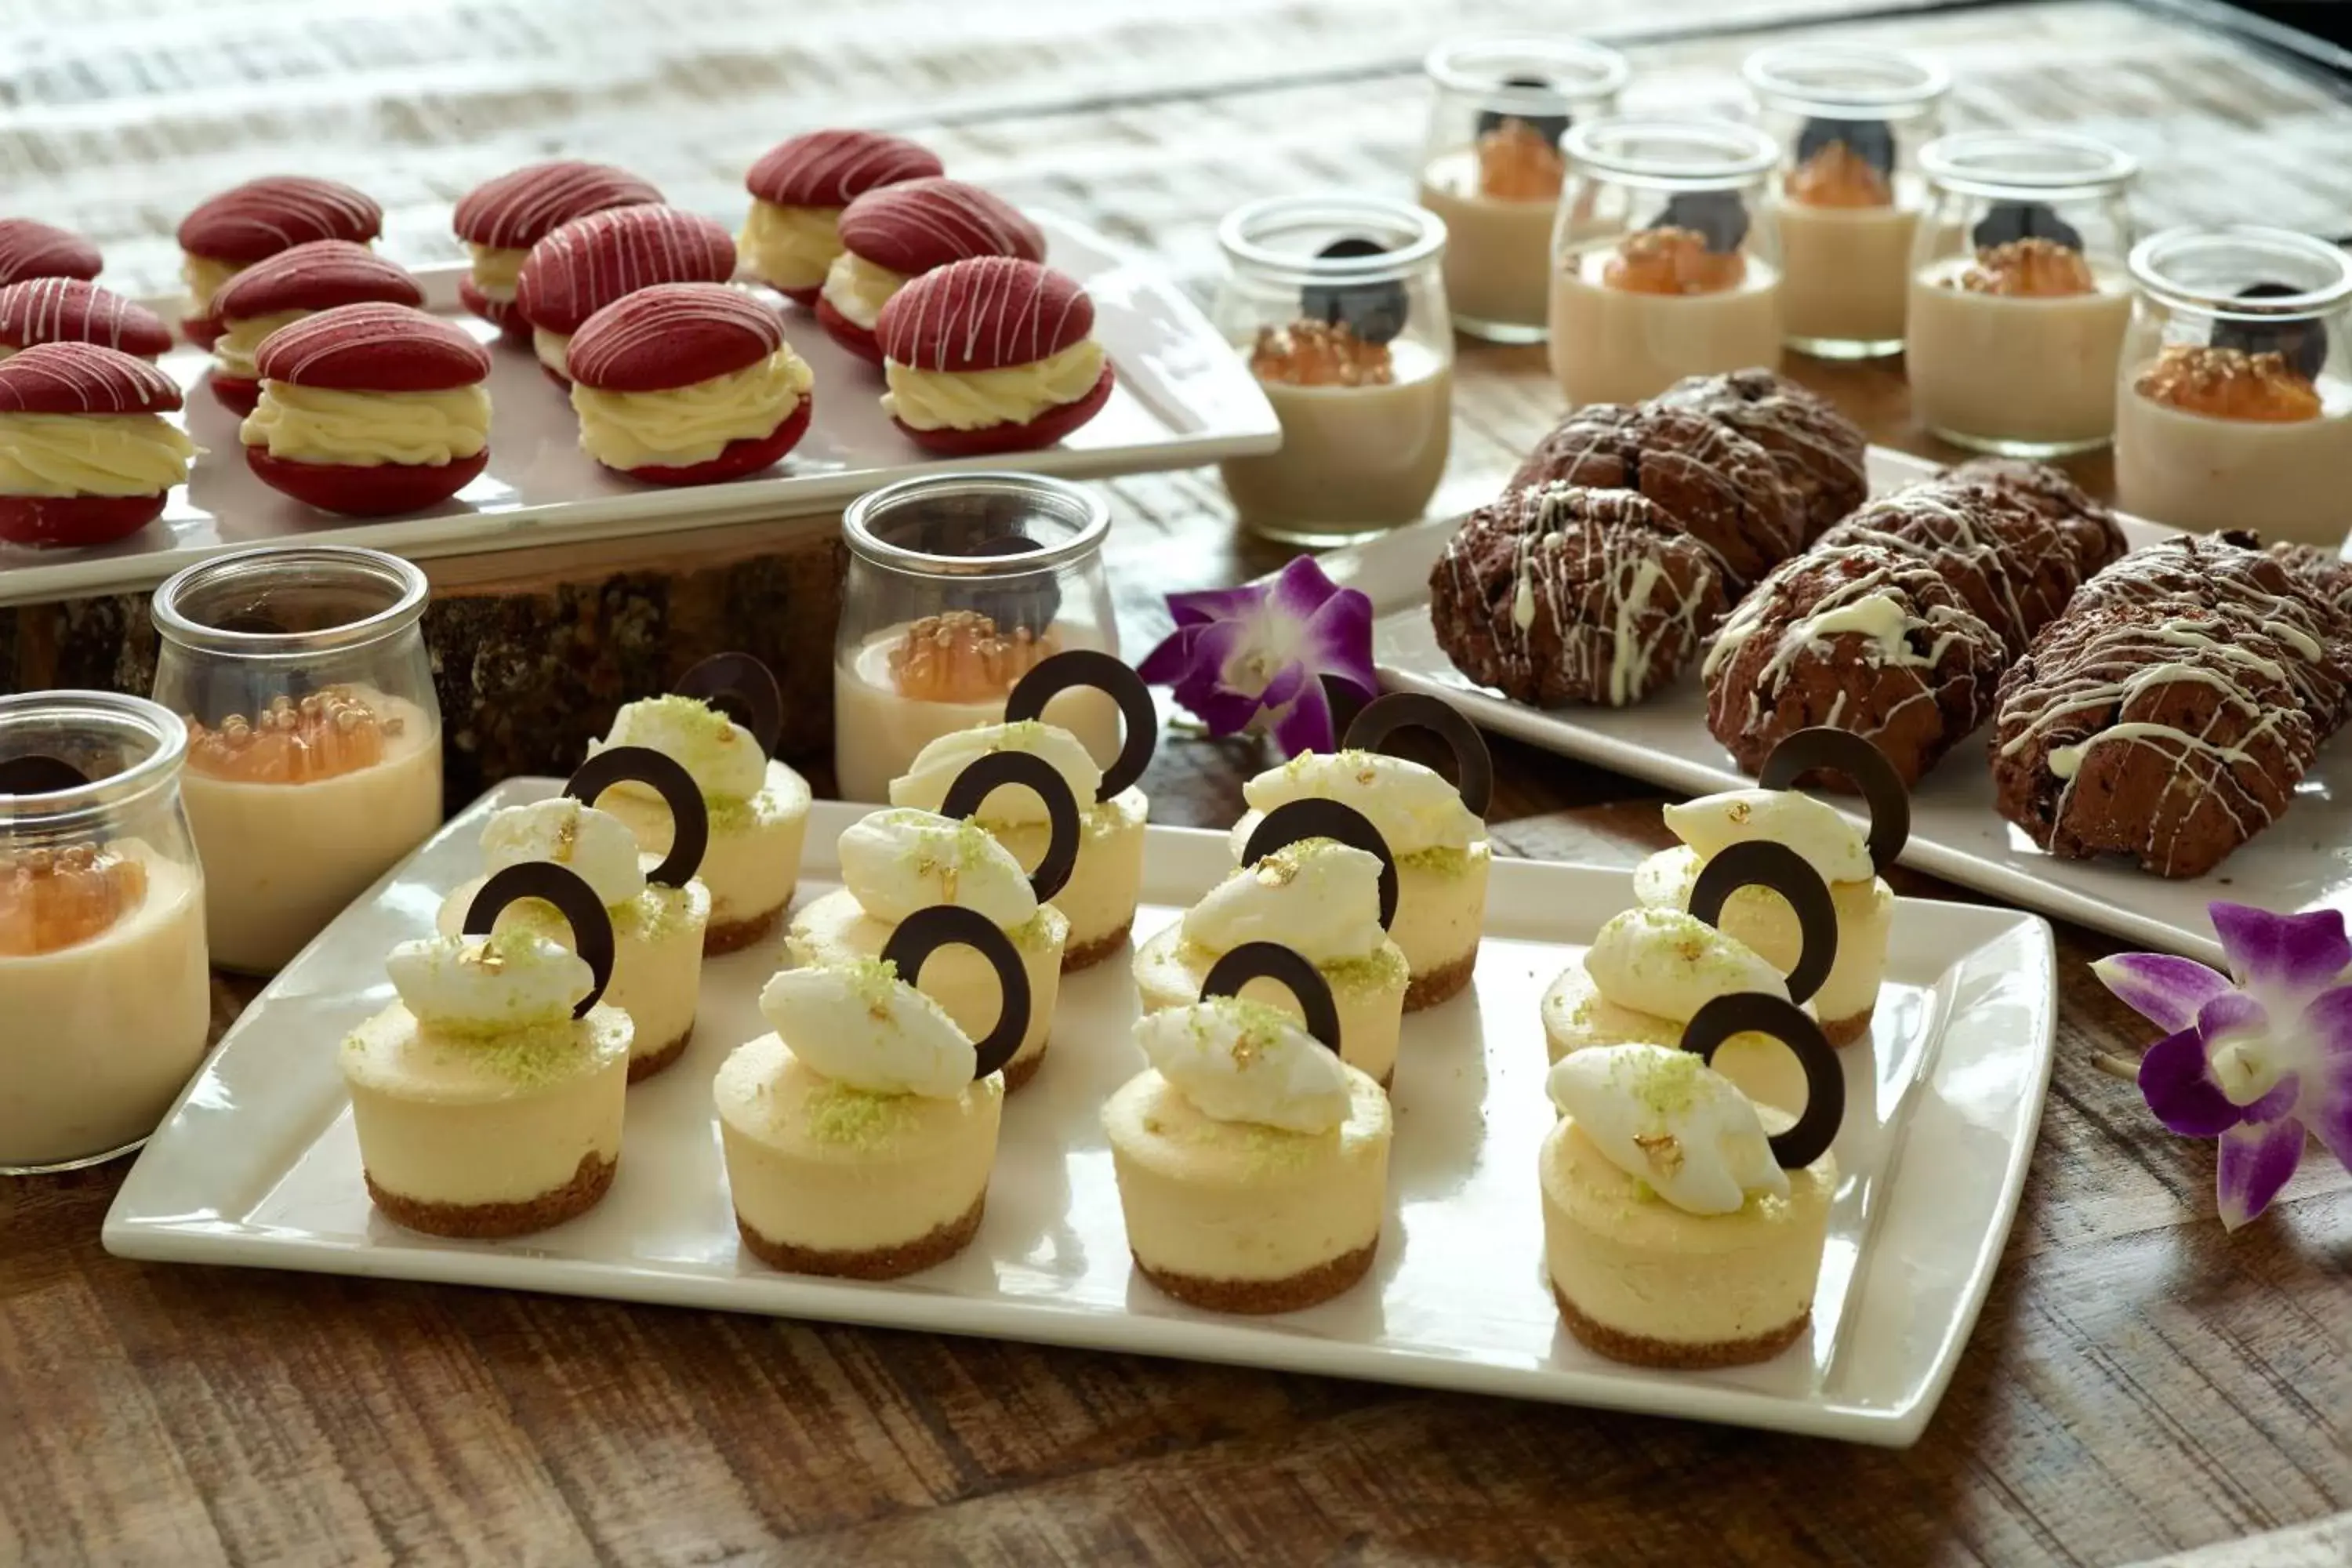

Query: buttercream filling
(212, 309), (305, 381)
(466, 241), (526, 302)
(0, 412), (199, 496)
(240, 383), (492, 467)
(572, 347), (813, 469)
(534, 328), (572, 376)
(820, 250), (906, 329)
(883, 339), (1105, 432)
(740, 200), (844, 291)
(180, 252), (245, 317)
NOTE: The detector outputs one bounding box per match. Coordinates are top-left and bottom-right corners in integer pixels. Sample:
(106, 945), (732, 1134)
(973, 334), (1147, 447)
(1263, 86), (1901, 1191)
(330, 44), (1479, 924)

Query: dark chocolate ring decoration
(881, 903), (1032, 1082)
(463, 862), (616, 1018)
(1003, 649), (1158, 801)
(1200, 941), (1342, 1056)
(1688, 840), (1838, 1007)
(938, 750), (1080, 902)
(673, 653), (782, 757)
(0, 754), (89, 796)
(1342, 691), (1494, 815)
(1241, 798), (1399, 932)
(1757, 726), (1911, 873)
(564, 746), (710, 887)
(1681, 992), (1844, 1171)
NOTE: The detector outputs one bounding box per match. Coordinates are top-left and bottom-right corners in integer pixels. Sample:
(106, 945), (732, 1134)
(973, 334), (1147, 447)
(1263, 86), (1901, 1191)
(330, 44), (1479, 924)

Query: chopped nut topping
(886, 610), (1059, 702)
(1248, 320), (1394, 387)
(186, 687), (392, 783)
(1475, 118), (1566, 202)
(0, 842), (147, 955)
(1602, 227), (1747, 296)
(1784, 143), (1893, 209)
(2136, 343), (2321, 423)
(1953, 238), (2094, 298)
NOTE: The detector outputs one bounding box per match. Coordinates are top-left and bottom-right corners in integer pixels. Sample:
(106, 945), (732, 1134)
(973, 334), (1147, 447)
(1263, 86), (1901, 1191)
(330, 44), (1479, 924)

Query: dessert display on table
(0, 217), (103, 289)
(739, 129), (942, 304)
(204, 240), (425, 414)
(816, 176), (1047, 364)
(0, 343), (199, 548)
(451, 159), (662, 339)
(174, 175), (383, 349)
(0, 278), (173, 362)
(512, 202), (737, 384)
(875, 256), (1112, 455)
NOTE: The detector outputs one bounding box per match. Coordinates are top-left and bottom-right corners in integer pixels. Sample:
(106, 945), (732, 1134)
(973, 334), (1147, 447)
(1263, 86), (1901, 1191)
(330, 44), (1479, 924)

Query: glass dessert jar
(1907, 131), (2138, 456)
(836, 471), (1120, 803)
(2, 691), (212, 1173)
(1547, 118), (1785, 408)
(151, 544), (443, 975)
(1742, 42), (1949, 359)
(2113, 226), (2352, 544)
(1211, 194), (1454, 546)
(1417, 35), (1631, 343)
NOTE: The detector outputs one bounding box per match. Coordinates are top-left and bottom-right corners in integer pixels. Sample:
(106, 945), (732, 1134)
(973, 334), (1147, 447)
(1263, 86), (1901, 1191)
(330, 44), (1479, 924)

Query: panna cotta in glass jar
(1547, 118), (1785, 408)
(1213, 194), (1454, 544)
(1417, 36), (1630, 343)
(1907, 132), (2138, 456)
(2114, 226), (2352, 546)
(1743, 42), (1948, 358)
(151, 545), (443, 974)
(2, 691), (212, 1173)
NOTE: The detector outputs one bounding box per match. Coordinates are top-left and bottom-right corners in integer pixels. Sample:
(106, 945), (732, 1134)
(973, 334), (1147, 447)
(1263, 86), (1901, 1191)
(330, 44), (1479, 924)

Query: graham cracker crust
(1403, 947), (1479, 1012)
(366, 1150), (616, 1240)
(1060, 916), (1135, 973)
(1001, 1044), (1047, 1094)
(1821, 1006), (1874, 1047)
(737, 1191), (985, 1279)
(1552, 1282), (1809, 1369)
(703, 900), (786, 956)
(1134, 1238), (1377, 1314)
(626, 1021), (694, 1083)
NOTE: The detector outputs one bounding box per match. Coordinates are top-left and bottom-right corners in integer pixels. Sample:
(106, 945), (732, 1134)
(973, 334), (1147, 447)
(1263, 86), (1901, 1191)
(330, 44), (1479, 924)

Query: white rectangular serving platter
(107, 786), (2056, 1446)
(1339, 448), (2352, 971)
(0, 212), (1281, 608)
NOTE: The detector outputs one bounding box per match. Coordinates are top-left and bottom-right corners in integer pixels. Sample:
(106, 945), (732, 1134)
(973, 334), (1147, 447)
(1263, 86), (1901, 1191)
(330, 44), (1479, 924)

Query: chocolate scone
(1507, 402), (1805, 591)
(1943, 456), (2128, 581)
(1653, 368), (1870, 542)
(1817, 481), (2086, 655)
(1430, 481), (1729, 707)
(1703, 542), (2007, 784)
(2269, 541), (2352, 621)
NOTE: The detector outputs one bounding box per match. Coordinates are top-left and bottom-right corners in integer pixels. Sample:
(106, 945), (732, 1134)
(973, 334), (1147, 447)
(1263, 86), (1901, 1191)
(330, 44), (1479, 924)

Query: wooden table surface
(5, 3), (2351, 1564)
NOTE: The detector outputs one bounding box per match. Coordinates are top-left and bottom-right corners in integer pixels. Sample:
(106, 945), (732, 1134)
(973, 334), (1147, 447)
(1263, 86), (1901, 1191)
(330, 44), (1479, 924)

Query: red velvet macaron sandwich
(0, 342), (198, 548)
(0, 219), (103, 289)
(513, 205), (736, 387)
(0, 279), (172, 361)
(818, 177), (1045, 365)
(175, 176), (382, 350)
(452, 160), (662, 340)
(567, 281), (813, 485)
(206, 241), (424, 414)
(876, 256), (1112, 456)
(238, 302), (492, 516)
(739, 129), (941, 305)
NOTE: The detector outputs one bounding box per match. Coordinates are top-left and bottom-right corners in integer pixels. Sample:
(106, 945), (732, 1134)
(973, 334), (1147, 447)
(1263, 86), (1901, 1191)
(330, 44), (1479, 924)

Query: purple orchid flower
(1137, 555), (1377, 757)
(2092, 902), (2352, 1230)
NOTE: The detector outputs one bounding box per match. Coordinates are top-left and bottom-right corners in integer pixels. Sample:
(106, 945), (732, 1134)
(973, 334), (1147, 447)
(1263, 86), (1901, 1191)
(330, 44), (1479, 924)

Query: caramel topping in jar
(186, 687), (398, 784)
(1954, 238), (2095, 297)
(1602, 228), (1748, 296)
(0, 843), (148, 956)
(1784, 143), (1893, 209)
(1248, 320), (1395, 387)
(2136, 343), (2322, 423)
(1475, 118), (1567, 202)
(887, 610), (1060, 702)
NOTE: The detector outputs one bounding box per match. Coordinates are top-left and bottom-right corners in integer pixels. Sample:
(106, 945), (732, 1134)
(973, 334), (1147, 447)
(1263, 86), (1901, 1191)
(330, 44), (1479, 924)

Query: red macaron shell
(0, 280), (173, 358)
(615, 397), (813, 487)
(877, 256), (1094, 375)
(890, 361), (1113, 456)
(0, 219), (103, 288)
(253, 303), (491, 393)
(568, 283), (786, 393)
(0, 493), (168, 550)
(456, 278), (529, 342)
(454, 161), (664, 251)
(176, 176), (383, 263)
(0, 341), (183, 416)
(746, 130), (943, 209)
(815, 296), (883, 365)
(514, 205), (736, 336)
(183, 314), (226, 350)
(211, 240), (423, 324)
(837, 178), (1046, 277)
(210, 376), (260, 416)
(246, 448), (489, 516)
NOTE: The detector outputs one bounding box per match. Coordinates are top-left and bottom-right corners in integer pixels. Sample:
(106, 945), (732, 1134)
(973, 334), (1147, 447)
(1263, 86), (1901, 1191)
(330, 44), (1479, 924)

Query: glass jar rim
(1740, 42), (1951, 116)
(151, 543), (429, 659)
(0, 689), (188, 836)
(2127, 225), (2352, 320)
(843, 470), (1110, 579)
(1423, 35), (1632, 109)
(1217, 193), (1447, 285)
(1917, 130), (2138, 198)
(1562, 116), (1780, 188)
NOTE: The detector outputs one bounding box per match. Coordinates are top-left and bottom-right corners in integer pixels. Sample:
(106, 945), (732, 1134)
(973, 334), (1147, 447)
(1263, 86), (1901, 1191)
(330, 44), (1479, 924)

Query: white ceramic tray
(1338, 448), (2352, 971)
(106, 786), (2055, 1446)
(0, 212), (1280, 608)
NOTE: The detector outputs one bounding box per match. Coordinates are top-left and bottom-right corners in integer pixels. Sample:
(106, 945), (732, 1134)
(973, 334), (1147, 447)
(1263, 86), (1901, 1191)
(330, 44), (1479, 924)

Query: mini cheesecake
(0, 279), (172, 363)
(0, 218), (102, 288)
(566, 281), (814, 485)
(175, 176), (381, 350)
(513, 204), (735, 386)
(0, 343), (198, 549)
(818, 176), (1044, 363)
(453, 160), (662, 340)
(740, 129), (942, 304)
(238, 302), (491, 516)
(877, 256), (1114, 456)
(205, 240), (423, 414)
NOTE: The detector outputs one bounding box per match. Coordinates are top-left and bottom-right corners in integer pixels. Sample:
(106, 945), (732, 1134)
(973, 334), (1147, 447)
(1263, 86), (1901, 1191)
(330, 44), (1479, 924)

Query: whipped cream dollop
(388, 928), (591, 1036)
(1237, 750), (1483, 858)
(1135, 996), (1351, 1134)
(480, 797), (647, 909)
(572, 348), (812, 470)
(760, 958), (975, 1098)
(884, 340), (1106, 433)
(239, 384), (491, 467)
(1547, 1043), (1788, 1214)
(837, 806), (1039, 927)
(888, 720), (1102, 822)
(740, 201), (844, 292)
(1662, 788), (1874, 887)
(821, 251), (906, 330)
(1584, 906), (1788, 1022)
(0, 412), (201, 497)
(591, 694), (768, 802)
(1183, 839), (1386, 964)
